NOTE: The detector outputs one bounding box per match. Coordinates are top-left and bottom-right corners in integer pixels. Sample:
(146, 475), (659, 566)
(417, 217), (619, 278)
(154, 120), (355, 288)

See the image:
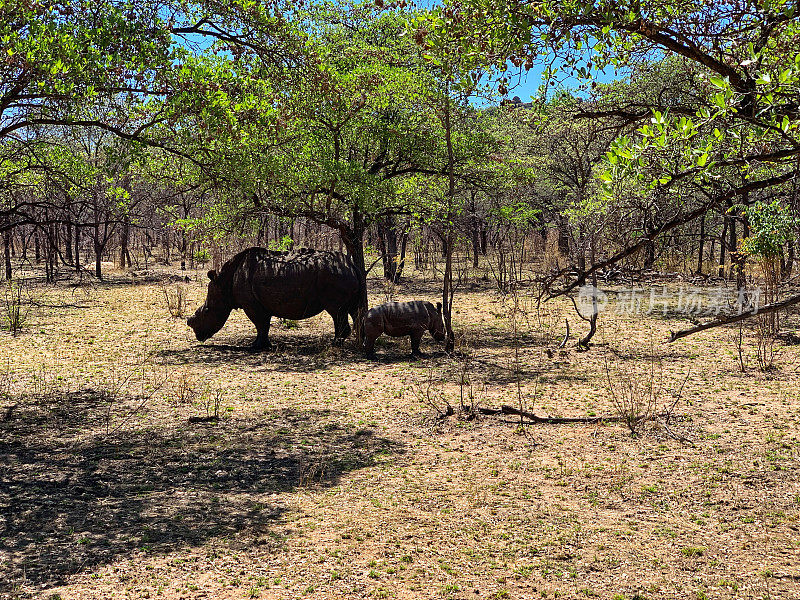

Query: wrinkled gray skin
(187, 248), (361, 350)
(363, 300), (445, 357)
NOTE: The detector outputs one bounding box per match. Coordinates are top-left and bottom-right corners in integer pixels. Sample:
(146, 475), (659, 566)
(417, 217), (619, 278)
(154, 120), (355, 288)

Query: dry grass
(0, 266), (798, 600)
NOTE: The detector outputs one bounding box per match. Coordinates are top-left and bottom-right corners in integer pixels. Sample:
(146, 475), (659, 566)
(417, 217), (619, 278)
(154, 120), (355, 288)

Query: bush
(604, 352), (662, 435)
(2, 279), (32, 336)
(163, 283), (189, 318)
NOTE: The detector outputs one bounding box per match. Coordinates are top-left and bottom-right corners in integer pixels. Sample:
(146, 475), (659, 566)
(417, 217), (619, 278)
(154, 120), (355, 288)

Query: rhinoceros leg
(330, 309), (351, 346)
(410, 329), (426, 357)
(253, 323), (272, 350)
(242, 306), (272, 350)
(363, 322), (380, 358)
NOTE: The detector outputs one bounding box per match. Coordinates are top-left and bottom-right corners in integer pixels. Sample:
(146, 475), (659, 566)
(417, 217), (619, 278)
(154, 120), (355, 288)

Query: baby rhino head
(429, 302), (446, 342)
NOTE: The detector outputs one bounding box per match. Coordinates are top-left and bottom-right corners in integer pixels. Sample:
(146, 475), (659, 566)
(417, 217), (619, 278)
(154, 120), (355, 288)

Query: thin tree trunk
(728, 210), (737, 280)
(442, 86), (456, 354)
(119, 218), (129, 269)
(3, 229), (12, 280)
(719, 218), (728, 278)
(396, 225), (408, 282)
(442, 232), (455, 353)
(471, 226), (480, 268)
(341, 211), (368, 344)
(579, 239), (598, 349)
(696, 212), (705, 274)
(74, 226), (81, 273)
(94, 221), (103, 280)
(784, 240), (795, 280)
(377, 215), (402, 283)
(64, 221), (73, 266)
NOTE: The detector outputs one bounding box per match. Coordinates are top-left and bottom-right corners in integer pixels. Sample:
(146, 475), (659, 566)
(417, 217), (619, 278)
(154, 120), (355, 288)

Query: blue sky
(475, 59), (624, 107)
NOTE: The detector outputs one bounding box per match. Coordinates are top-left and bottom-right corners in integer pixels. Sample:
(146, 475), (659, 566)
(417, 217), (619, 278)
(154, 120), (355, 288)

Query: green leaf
(709, 75), (727, 89)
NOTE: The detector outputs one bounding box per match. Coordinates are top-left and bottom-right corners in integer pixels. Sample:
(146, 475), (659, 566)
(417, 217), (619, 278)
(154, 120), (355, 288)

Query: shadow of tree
(0, 393), (400, 592)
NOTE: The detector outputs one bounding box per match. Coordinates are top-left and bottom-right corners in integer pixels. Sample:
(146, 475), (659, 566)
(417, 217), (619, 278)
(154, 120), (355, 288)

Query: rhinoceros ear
(436, 302), (442, 313)
(207, 270), (217, 282)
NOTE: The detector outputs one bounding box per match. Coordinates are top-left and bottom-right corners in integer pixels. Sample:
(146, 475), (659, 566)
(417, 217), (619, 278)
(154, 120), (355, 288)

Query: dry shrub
(198, 387), (224, 420)
(415, 368), (453, 419)
(171, 370), (199, 406)
(604, 352), (663, 435)
(162, 283), (188, 318)
(753, 256), (780, 371)
(100, 354), (168, 435)
(2, 279), (32, 336)
(299, 453), (331, 488)
(756, 314), (780, 371)
(383, 278), (398, 303)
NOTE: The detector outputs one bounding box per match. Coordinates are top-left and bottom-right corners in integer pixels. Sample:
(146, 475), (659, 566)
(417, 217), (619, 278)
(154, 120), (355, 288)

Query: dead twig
(477, 404), (667, 424)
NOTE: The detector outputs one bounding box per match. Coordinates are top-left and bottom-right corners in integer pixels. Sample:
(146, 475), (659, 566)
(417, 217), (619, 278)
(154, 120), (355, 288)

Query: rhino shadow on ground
(160, 332), (449, 371)
(157, 335), (357, 373)
(0, 395), (401, 593)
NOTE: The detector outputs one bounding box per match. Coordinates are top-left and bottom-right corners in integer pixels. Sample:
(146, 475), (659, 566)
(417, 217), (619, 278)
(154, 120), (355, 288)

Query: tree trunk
(64, 221), (73, 266)
(784, 240), (795, 280)
(163, 229), (171, 264)
(469, 197), (480, 268)
(74, 226), (81, 273)
(728, 211), (737, 280)
(341, 210), (368, 344)
(577, 228), (586, 272)
(557, 220), (570, 256)
(643, 223), (656, 270)
(578, 255), (599, 348)
(471, 224), (480, 268)
(696, 212), (705, 274)
(396, 226), (408, 282)
(3, 229), (12, 280)
(442, 231), (455, 354)
(719, 218), (728, 278)
(377, 215), (402, 283)
(442, 87), (456, 354)
(119, 218), (129, 269)
(94, 221), (103, 280)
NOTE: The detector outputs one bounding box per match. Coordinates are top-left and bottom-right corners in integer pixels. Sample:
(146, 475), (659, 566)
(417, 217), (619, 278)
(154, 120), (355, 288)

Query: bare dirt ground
(1, 265), (799, 600)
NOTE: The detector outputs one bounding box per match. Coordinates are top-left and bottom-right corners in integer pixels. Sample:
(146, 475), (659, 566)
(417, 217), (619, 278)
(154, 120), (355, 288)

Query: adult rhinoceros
(187, 247), (361, 349)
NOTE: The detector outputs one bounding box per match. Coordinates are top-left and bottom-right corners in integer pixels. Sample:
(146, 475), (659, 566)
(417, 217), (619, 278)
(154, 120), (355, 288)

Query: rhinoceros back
(221, 248), (360, 320)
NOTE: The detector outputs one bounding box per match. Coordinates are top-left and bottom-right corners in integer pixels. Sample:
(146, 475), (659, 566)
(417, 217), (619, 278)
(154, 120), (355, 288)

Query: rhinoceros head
(187, 270), (232, 342)
(430, 302), (446, 342)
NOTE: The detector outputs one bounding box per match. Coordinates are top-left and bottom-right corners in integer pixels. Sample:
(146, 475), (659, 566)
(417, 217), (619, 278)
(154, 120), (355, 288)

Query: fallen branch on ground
(668, 293), (800, 342)
(477, 404), (666, 424)
(477, 405), (693, 444)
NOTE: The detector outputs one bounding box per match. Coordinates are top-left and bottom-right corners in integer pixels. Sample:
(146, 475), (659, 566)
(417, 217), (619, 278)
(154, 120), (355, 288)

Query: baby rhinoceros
(363, 300), (446, 358)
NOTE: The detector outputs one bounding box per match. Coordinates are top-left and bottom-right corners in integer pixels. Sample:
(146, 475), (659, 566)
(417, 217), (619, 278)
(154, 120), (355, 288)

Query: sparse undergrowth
(0, 268), (798, 600)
